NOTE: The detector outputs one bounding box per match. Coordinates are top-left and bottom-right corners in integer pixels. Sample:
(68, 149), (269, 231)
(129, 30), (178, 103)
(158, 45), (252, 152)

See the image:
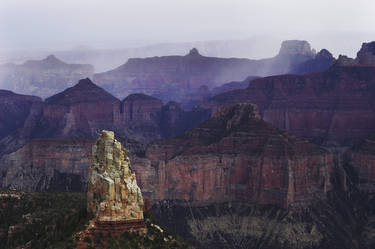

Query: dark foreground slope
(0, 191), (192, 249)
(152, 189), (375, 249)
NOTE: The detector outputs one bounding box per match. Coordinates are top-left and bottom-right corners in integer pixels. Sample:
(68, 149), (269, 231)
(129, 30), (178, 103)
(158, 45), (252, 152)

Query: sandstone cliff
(0, 138), (93, 191)
(134, 103), (333, 208)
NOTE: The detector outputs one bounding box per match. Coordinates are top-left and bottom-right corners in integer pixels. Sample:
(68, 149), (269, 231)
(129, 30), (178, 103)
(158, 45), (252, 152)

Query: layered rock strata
(134, 103), (333, 208)
(0, 138), (93, 191)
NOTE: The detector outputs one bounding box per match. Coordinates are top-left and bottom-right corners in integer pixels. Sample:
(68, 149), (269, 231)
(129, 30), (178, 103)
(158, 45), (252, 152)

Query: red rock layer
(120, 94), (163, 134)
(133, 103), (333, 208)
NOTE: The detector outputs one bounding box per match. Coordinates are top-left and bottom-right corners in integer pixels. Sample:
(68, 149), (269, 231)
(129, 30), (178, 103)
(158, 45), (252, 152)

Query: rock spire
(87, 130), (144, 221)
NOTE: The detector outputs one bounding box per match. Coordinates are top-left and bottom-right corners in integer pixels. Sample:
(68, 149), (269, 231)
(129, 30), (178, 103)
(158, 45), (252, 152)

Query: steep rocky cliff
(134, 103), (333, 208)
(345, 133), (375, 193)
(0, 55), (94, 98)
(0, 90), (42, 156)
(356, 41), (375, 66)
(120, 94), (163, 139)
(0, 138), (93, 191)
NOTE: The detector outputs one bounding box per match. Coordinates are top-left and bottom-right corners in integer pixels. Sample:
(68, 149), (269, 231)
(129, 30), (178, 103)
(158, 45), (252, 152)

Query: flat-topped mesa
(278, 40), (316, 57)
(87, 130), (144, 222)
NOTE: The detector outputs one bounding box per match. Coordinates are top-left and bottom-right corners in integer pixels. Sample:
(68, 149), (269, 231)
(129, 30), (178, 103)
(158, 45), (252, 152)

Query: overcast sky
(0, 0), (374, 55)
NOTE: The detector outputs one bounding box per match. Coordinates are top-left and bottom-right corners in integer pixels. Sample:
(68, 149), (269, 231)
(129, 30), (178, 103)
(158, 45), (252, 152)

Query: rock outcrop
(134, 103), (333, 208)
(356, 41), (375, 66)
(87, 130), (144, 221)
(0, 55), (94, 98)
(335, 41), (375, 67)
(93, 41), (320, 104)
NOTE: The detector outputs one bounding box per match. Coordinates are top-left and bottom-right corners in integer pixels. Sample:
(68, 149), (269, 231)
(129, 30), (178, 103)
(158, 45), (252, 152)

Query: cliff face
(93, 41), (321, 104)
(0, 138), (93, 191)
(120, 94), (163, 137)
(356, 42), (375, 66)
(87, 130), (144, 221)
(0, 55), (94, 98)
(38, 78), (120, 138)
(201, 65), (375, 147)
(1, 103), (333, 208)
(345, 133), (375, 193)
(134, 103), (333, 208)
(0, 90), (42, 156)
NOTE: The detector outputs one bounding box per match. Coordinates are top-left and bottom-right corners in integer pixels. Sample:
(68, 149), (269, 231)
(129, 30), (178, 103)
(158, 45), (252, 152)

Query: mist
(1, 0), (374, 59)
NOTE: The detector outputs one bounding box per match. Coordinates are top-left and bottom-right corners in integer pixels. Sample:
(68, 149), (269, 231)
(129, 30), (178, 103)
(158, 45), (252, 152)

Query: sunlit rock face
(87, 130), (144, 221)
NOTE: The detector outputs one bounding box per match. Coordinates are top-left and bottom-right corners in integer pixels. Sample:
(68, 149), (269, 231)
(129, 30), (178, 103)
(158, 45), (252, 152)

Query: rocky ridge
(336, 41), (375, 67)
(93, 40), (326, 105)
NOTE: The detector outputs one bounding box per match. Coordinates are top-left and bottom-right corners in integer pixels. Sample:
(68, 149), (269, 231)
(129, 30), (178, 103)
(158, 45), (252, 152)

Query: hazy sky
(0, 0), (374, 54)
